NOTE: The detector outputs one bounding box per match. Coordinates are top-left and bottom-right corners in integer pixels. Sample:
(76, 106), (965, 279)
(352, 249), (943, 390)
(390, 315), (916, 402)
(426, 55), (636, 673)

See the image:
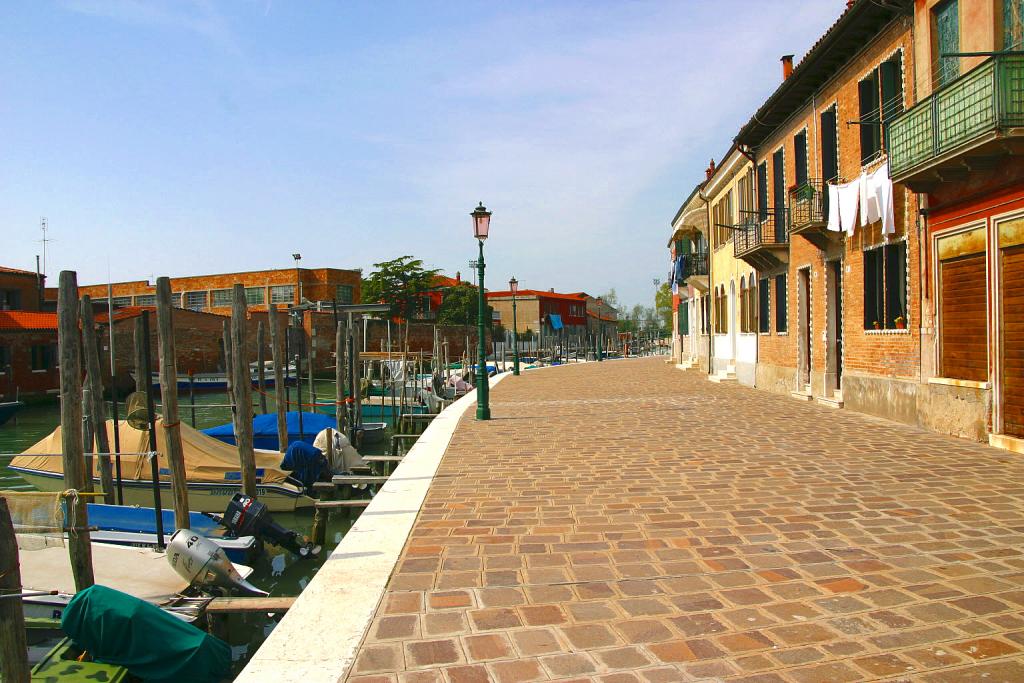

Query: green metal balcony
(888, 54), (1024, 187)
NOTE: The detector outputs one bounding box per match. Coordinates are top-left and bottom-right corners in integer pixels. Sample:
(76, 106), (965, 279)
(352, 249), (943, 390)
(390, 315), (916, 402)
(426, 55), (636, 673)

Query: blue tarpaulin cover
(203, 410), (336, 450)
(548, 314), (563, 330)
(282, 441), (326, 488)
(61, 584), (231, 683)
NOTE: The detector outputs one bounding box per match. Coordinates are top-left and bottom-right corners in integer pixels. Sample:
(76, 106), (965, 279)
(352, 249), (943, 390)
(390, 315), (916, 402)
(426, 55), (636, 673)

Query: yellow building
(703, 145), (759, 385)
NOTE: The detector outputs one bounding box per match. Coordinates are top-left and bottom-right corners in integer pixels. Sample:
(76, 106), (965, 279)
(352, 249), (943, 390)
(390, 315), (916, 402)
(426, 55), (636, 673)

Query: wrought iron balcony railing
(734, 209), (789, 259)
(788, 179), (827, 233)
(680, 252), (708, 280)
(888, 54), (1024, 179)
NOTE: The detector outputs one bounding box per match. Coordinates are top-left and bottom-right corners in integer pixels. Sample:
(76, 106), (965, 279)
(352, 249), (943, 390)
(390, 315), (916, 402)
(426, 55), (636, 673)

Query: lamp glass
(471, 203), (491, 241)
(509, 277), (518, 294)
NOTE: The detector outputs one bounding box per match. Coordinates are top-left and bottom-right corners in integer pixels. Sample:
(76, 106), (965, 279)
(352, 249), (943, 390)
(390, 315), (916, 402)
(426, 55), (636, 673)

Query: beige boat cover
(11, 419), (291, 486)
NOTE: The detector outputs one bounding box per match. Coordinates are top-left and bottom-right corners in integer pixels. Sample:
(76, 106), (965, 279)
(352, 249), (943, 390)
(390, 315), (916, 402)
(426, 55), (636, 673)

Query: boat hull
(8, 467), (314, 513)
(0, 401), (23, 426)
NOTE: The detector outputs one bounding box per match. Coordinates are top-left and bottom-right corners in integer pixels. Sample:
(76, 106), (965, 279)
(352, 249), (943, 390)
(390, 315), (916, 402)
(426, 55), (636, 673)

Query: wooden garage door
(1002, 245), (1024, 438)
(940, 253), (988, 382)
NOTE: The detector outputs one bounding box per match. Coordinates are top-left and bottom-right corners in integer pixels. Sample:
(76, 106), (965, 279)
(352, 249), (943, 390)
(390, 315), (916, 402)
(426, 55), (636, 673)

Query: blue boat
(0, 400), (23, 426)
(203, 411), (339, 451)
(85, 503), (258, 563)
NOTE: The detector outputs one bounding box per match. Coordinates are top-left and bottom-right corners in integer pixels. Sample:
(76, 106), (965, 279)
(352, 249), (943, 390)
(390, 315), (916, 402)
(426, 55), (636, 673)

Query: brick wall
(754, 17), (920, 388)
(0, 271), (44, 312)
(0, 330), (59, 399)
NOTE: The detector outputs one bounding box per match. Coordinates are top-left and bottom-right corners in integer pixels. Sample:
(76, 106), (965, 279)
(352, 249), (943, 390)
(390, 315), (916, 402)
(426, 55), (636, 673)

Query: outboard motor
(167, 528), (268, 596)
(222, 493), (318, 558)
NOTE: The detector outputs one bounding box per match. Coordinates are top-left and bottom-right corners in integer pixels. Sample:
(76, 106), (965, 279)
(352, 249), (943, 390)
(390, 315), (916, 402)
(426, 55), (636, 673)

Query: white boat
(20, 540), (253, 622)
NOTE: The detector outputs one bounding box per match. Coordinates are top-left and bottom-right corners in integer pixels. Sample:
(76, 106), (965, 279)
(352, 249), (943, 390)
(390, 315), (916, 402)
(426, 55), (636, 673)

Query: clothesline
(826, 160), (895, 237)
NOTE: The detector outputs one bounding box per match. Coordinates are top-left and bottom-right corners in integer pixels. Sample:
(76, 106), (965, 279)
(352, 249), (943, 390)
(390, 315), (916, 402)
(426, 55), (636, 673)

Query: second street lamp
(471, 202), (491, 420)
(509, 277), (520, 376)
(596, 296), (604, 362)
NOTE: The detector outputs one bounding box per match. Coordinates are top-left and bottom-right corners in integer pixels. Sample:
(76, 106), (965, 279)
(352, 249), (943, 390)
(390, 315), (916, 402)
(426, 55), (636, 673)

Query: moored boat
(0, 399), (23, 426)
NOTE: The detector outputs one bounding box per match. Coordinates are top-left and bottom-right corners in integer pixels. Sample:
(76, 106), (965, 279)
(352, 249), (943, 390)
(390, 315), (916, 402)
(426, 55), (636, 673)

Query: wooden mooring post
(256, 320), (268, 415)
(335, 320), (346, 436)
(231, 285), (257, 496)
(80, 296), (115, 504)
(57, 271), (94, 591)
(223, 320), (235, 416)
(268, 304), (287, 454)
(155, 277), (191, 530)
(0, 498), (29, 683)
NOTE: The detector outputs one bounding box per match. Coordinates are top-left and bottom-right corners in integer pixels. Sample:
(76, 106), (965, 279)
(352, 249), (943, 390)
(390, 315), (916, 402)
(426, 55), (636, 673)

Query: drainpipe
(698, 187), (713, 376)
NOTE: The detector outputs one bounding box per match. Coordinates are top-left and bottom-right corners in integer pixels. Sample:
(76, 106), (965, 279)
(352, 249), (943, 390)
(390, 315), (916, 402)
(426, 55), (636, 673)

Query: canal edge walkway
(236, 372), (513, 683)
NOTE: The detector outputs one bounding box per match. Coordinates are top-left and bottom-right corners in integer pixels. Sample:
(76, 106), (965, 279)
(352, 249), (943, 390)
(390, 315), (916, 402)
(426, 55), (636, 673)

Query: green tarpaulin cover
(61, 584), (231, 683)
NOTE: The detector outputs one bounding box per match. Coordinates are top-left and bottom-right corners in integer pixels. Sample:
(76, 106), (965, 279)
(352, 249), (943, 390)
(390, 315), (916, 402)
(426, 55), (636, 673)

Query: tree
(361, 256), (440, 320)
(435, 283), (493, 327)
(655, 282), (672, 334)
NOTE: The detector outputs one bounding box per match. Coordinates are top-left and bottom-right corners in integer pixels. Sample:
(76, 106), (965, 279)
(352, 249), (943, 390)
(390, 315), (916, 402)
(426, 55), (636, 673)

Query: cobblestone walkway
(348, 358), (1024, 682)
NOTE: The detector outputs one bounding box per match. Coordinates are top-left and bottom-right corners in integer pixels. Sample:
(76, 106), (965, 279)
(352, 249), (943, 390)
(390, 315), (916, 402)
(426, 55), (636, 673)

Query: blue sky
(1, 1), (838, 308)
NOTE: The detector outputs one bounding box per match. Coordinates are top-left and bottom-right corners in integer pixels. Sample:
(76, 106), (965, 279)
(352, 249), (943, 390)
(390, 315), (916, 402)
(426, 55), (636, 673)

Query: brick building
(735, 0), (919, 418)
(888, 0), (1024, 450)
(0, 266), (57, 400)
(75, 267), (361, 315)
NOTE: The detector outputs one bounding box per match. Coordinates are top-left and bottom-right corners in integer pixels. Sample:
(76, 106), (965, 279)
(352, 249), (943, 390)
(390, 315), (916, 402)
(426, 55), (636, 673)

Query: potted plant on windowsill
(894, 316), (906, 330)
(873, 320), (882, 330)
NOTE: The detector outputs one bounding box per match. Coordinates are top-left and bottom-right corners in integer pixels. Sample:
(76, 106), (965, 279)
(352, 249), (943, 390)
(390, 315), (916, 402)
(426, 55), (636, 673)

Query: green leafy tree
(655, 282), (672, 334)
(361, 256), (440, 320)
(435, 283), (493, 327)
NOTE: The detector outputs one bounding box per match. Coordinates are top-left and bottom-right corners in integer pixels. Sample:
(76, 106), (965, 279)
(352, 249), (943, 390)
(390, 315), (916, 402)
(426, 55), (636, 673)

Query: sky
(1, 0), (839, 309)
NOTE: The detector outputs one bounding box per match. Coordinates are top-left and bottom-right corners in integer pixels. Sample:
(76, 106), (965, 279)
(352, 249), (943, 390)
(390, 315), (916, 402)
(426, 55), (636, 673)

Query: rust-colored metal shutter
(940, 253), (988, 382)
(1002, 245), (1024, 437)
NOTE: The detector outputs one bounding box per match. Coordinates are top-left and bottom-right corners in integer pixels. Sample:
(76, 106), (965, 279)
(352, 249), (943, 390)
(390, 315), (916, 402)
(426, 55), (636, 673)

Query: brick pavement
(347, 358), (1024, 682)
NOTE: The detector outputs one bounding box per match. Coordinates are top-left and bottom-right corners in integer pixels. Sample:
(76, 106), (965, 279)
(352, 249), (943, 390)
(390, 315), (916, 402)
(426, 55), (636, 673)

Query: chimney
(455, 271), (460, 283)
(846, 0), (856, 7)
(781, 54), (794, 80)
(705, 158), (716, 180)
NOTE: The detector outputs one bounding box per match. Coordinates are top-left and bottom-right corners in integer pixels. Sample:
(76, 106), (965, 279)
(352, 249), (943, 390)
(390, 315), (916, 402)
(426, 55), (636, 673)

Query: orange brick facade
(75, 267), (361, 315)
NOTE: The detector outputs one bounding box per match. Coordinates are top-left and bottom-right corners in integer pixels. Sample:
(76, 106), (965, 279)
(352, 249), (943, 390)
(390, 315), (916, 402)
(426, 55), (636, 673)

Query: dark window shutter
(775, 274), (788, 333)
(794, 131), (808, 187)
(757, 162), (768, 221)
(885, 242), (908, 326)
(820, 106), (839, 182)
(758, 277), (770, 333)
(859, 72), (880, 163)
(880, 52), (904, 122)
(864, 249), (880, 328)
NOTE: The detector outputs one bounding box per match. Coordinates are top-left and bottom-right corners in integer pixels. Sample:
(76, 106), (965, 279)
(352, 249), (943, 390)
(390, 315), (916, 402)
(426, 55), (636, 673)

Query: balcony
(888, 54), (1024, 190)
(734, 209), (789, 271)
(680, 251), (709, 292)
(788, 179), (840, 251)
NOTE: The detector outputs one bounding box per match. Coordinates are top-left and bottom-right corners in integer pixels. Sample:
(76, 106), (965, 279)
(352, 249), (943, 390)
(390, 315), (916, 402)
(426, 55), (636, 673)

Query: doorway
(798, 267), (812, 391)
(827, 260), (843, 393)
(1001, 244), (1024, 437)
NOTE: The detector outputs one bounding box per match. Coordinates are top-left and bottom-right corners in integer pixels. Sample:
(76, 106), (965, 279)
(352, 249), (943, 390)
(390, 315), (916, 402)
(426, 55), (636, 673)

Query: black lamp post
(509, 277), (520, 376)
(596, 297), (604, 362)
(471, 202), (491, 420)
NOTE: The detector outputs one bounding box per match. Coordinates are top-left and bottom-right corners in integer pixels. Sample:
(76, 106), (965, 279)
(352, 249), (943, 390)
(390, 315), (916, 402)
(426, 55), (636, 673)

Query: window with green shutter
(935, 0), (960, 87)
(1007, 0), (1024, 50)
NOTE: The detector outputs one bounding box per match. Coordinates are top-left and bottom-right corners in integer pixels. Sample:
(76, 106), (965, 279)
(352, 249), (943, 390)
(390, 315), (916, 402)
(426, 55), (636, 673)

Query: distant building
(0, 266), (57, 399)
(74, 267), (361, 315)
(487, 289), (617, 349)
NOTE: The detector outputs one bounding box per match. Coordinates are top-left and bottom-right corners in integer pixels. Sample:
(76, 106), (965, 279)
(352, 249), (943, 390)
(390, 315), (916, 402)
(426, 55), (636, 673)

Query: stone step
(816, 395), (844, 409)
(790, 390), (813, 401)
(709, 368), (737, 383)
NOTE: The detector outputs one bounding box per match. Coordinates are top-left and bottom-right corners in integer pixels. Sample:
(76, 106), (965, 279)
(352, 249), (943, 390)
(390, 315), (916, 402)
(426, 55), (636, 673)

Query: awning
(548, 314), (563, 330)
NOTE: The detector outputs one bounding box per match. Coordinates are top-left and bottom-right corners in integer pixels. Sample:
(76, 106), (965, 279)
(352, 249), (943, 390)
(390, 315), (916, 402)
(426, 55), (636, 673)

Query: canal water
(1, 380), (394, 677)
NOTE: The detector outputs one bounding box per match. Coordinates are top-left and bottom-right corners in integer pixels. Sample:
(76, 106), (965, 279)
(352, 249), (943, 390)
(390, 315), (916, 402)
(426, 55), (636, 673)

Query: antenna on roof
(38, 217), (55, 279)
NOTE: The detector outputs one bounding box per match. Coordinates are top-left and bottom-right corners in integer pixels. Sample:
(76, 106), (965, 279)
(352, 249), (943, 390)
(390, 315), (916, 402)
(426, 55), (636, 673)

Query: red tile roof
(94, 306), (151, 323)
(487, 289), (588, 301)
(0, 311), (58, 331)
(0, 266), (39, 277)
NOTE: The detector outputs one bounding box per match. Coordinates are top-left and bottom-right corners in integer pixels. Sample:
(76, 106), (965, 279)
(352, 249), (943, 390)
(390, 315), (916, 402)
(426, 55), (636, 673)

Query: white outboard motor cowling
(167, 528), (268, 596)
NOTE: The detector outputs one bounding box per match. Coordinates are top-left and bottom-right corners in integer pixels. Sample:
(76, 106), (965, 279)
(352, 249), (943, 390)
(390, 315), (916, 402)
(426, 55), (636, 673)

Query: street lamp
(596, 297), (604, 362)
(292, 253), (303, 304)
(509, 277), (520, 376)
(471, 202), (491, 420)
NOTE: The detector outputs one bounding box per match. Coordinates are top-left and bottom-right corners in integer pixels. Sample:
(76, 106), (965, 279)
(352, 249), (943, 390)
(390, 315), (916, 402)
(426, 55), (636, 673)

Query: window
(715, 286), (728, 334)
(863, 241), (908, 329)
(185, 291), (207, 311)
(858, 52), (904, 164)
(793, 131), (808, 188)
(757, 162), (769, 220)
(775, 274), (788, 333)
(934, 0), (960, 87)
(1007, 0), (1024, 50)
(0, 289), (22, 310)
(245, 287), (265, 305)
(171, 292), (184, 308)
(31, 344), (56, 371)
(771, 148), (785, 232)
(758, 277), (771, 333)
(336, 284), (354, 304)
(0, 345), (10, 371)
(134, 294), (156, 306)
(739, 278), (748, 333)
(270, 285), (295, 304)
(702, 295), (710, 334)
(111, 296), (132, 307)
(678, 303), (689, 335)
(820, 106), (839, 183)
(211, 289), (232, 307)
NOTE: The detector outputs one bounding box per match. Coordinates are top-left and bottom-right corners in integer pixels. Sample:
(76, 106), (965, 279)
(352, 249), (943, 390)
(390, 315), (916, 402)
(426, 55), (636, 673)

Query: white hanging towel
(827, 184), (842, 232)
(859, 171), (881, 226)
(872, 162), (896, 234)
(838, 180), (860, 236)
